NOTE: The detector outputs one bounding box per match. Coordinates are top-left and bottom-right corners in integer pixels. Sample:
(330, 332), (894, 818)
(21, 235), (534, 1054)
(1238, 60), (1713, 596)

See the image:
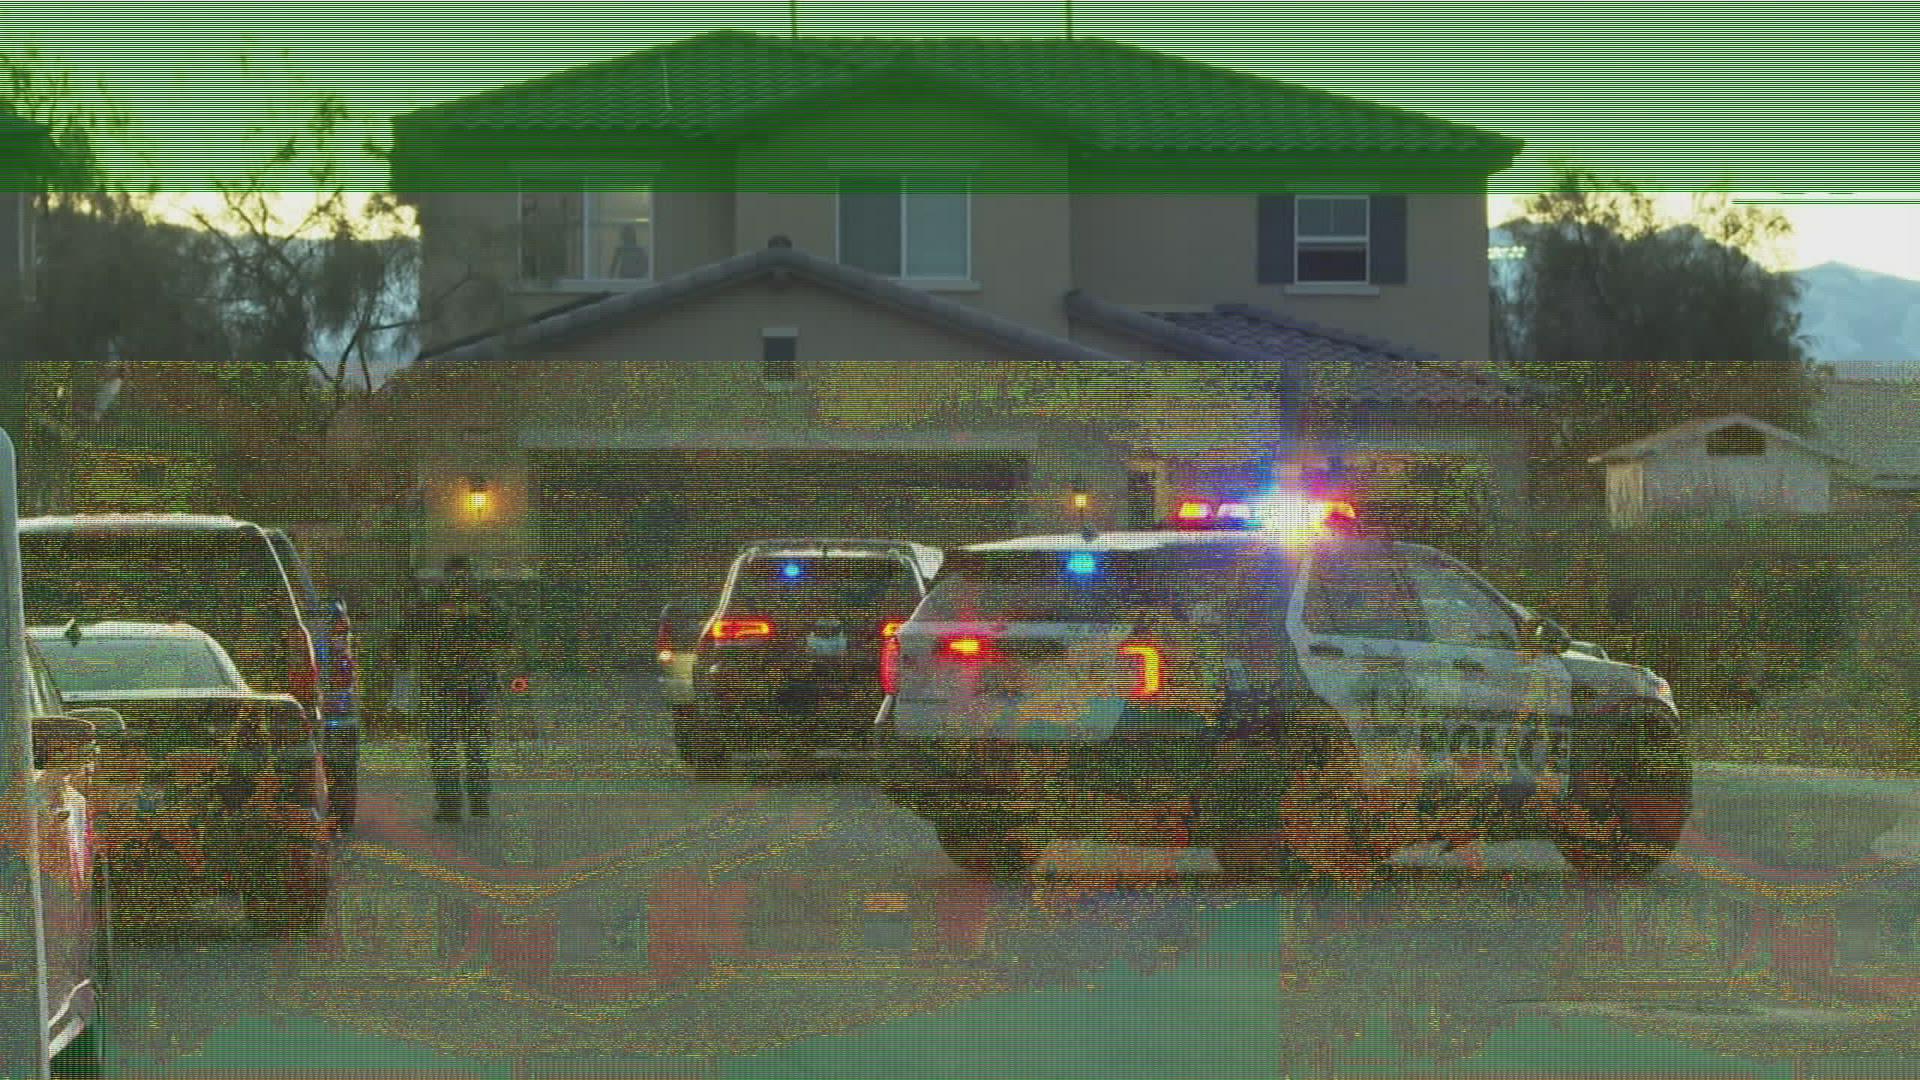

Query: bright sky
(11, 2), (1920, 278)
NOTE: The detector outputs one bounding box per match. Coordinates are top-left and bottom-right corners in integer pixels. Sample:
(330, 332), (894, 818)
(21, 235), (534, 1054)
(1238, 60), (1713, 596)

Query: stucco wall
(1070, 193), (1493, 364)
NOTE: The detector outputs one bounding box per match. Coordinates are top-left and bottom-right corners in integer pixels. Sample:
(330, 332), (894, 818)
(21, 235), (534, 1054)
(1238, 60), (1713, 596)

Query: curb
(1691, 759), (1920, 870)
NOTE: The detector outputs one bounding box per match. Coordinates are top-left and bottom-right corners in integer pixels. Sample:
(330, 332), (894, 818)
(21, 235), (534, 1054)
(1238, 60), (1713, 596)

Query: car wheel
(934, 820), (1033, 881)
(1556, 707), (1693, 878)
(329, 758), (359, 834)
(244, 830), (332, 935)
(1212, 724), (1387, 887)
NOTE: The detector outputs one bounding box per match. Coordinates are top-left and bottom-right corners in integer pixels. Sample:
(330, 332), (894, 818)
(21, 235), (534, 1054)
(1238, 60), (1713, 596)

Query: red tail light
(1119, 643), (1162, 699)
(880, 635), (902, 695)
(936, 636), (1006, 662)
(709, 619), (773, 642)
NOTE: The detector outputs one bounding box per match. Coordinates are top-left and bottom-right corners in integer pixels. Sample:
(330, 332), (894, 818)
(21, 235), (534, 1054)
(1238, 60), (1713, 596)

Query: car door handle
(1308, 643), (1345, 659)
(1453, 658), (1488, 675)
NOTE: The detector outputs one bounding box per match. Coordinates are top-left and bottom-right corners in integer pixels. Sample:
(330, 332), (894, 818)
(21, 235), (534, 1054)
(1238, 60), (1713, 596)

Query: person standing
(397, 555), (511, 824)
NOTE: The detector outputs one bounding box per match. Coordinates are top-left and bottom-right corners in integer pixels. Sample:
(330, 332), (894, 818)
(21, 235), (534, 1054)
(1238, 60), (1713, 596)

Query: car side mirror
(66, 706), (127, 738)
(32, 714), (98, 771)
(1523, 614), (1572, 655)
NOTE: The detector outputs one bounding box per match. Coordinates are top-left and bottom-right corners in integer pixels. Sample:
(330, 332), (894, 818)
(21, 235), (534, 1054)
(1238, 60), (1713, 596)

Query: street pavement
(82, 673), (1920, 1079)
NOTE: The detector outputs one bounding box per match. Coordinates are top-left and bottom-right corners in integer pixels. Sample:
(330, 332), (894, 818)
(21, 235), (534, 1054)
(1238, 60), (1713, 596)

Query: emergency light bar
(1169, 494), (1358, 538)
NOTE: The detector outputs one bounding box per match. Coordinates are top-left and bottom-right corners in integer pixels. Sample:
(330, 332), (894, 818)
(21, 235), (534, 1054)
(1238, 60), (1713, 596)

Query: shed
(1587, 414), (1859, 529)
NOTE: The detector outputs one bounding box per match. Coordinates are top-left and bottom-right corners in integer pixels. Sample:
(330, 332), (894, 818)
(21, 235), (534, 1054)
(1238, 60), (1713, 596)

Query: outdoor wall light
(465, 474), (491, 518)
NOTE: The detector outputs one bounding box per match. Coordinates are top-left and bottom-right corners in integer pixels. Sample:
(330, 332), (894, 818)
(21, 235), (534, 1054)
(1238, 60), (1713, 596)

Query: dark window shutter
(838, 178), (902, 276)
(0, 194), (21, 294)
(1368, 194), (1408, 285)
(1256, 194), (1295, 285)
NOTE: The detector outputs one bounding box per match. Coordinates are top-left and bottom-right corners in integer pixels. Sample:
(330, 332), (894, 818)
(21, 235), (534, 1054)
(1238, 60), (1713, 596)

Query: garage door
(532, 449), (1032, 654)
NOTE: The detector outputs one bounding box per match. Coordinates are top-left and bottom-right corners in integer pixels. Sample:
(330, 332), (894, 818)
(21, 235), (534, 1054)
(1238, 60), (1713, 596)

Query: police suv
(873, 495), (1690, 883)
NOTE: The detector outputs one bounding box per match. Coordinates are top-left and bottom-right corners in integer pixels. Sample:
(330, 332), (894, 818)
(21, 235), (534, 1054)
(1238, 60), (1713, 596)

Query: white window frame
(833, 173), (974, 287)
(1295, 195), (1371, 285)
(515, 173), (657, 291)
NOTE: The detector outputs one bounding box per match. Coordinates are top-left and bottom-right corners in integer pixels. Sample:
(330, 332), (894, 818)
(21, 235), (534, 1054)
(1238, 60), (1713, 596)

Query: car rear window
(37, 635), (235, 694)
(19, 529), (299, 680)
(917, 546), (1292, 625)
(725, 556), (921, 619)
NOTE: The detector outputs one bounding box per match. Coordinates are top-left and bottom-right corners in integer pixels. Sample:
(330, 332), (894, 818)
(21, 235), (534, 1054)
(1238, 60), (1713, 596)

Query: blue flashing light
(782, 561), (803, 580)
(1065, 552), (1100, 577)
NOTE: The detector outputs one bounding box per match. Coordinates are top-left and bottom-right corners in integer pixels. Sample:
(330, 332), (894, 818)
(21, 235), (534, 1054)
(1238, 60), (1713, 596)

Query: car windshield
(36, 634), (236, 694)
(18, 529), (295, 680)
(917, 546), (1288, 625)
(726, 556), (920, 619)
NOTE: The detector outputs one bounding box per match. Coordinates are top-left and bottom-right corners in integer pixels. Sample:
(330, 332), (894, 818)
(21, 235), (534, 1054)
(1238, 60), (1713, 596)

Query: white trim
(1284, 282), (1380, 297)
(516, 177), (657, 286)
(1294, 194), (1371, 285)
(833, 173), (973, 283)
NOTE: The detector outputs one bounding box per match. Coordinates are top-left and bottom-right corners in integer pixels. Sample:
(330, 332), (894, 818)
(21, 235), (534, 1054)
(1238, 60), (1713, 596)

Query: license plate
(805, 634), (848, 657)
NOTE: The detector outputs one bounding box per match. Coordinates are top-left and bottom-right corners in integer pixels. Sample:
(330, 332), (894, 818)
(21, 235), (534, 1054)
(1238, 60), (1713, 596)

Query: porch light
(465, 474), (491, 518)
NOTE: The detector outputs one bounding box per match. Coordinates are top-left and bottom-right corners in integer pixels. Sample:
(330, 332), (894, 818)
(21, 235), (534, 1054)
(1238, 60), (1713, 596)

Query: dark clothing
(426, 682), (493, 815)
(404, 582), (511, 691)
(400, 581), (511, 817)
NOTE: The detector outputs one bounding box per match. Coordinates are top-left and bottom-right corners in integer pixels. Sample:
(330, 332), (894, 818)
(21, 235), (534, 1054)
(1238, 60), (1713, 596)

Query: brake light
(941, 637), (986, 659)
(1119, 643), (1162, 699)
(880, 635), (901, 695)
(881, 620), (904, 638)
(709, 619), (773, 642)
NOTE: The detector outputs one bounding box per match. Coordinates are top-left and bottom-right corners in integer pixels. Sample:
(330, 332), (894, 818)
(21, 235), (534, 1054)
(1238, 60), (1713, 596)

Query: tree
(1497, 170), (1815, 449)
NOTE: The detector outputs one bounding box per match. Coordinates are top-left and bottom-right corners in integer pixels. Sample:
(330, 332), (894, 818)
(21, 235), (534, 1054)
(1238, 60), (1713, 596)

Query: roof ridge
(398, 31), (860, 126)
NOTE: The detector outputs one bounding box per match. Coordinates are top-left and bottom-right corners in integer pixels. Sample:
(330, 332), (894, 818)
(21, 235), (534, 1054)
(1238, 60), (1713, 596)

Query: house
(347, 31), (1540, 651)
(1588, 414), (1862, 529)
(1810, 376), (1920, 506)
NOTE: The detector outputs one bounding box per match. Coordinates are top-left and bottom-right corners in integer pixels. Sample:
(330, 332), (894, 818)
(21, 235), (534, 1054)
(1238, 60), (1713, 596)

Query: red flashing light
(1119, 642), (1162, 699)
(881, 620), (904, 638)
(1176, 501), (1213, 522)
(709, 619), (773, 642)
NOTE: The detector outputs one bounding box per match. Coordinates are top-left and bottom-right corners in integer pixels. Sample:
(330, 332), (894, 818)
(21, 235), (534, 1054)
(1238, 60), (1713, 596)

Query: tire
(934, 820), (1033, 881)
(1556, 708), (1693, 878)
(244, 830), (332, 935)
(329, 754), (360, 834)
(1211, 724), (1388, 887)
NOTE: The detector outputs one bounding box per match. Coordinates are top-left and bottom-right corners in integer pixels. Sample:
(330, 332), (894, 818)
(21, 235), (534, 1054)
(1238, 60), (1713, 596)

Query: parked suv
(667, 539), (944, 778)
(265, 528), (361, 831)
(874, 519), (1690, 884)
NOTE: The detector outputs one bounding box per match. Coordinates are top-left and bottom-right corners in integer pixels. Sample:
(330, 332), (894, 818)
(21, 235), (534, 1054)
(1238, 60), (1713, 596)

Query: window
(1405, 557), (1521, 649)
(762, 330), (798, 383)
(519, 183), (654, 283)
(1705, 425), (1767, 456)
(1302, 549), (1426, 641)
(837, 176), (970, 280)
(1296, 196), (1370, 283)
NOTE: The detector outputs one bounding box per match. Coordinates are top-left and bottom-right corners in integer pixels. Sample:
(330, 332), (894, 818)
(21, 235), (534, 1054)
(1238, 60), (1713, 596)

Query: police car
(873, 494), (1691, 884)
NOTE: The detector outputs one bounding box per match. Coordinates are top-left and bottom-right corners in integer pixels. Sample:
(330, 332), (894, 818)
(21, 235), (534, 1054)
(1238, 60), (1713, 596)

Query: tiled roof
(395, 31), (1520, 159)
(1066, 293), (1540, 410)
(413, 241), (1126, 370)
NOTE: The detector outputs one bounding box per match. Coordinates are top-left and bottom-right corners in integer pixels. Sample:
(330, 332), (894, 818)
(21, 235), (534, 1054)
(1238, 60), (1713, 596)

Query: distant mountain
(1490, 224), (1920, 379)
(1790, 261), (1920, 379)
